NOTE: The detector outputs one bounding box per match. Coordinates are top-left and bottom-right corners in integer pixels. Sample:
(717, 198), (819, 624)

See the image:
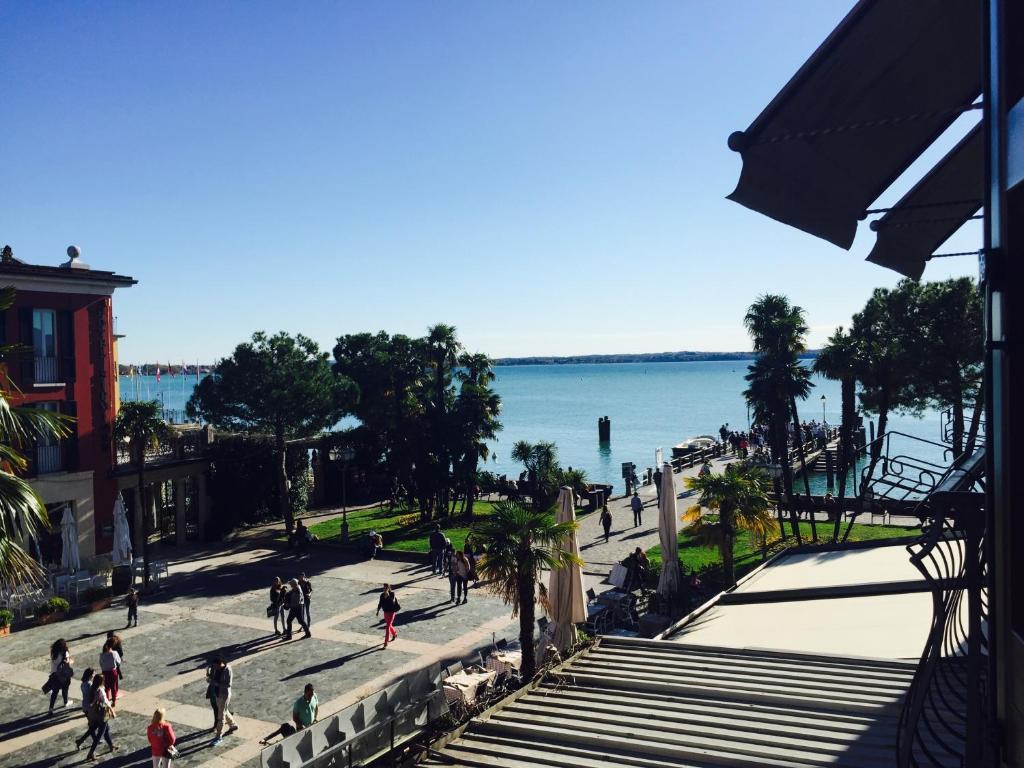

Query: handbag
(166, 745), (180, 759)
(266, 604), (276, 618)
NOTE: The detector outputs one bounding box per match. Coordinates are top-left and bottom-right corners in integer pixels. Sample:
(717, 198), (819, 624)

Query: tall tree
(187, 332), (355, 532)
(473, 501), (580, 680)
(683, 463), (776, 587)
(453, 352), (502, 518)
(425, 325), (463, 517)
(814, 327), (859, 541)
(743, 294), (814, 542)
(0, 286), (71, 587)
(114, 401), (169, 589)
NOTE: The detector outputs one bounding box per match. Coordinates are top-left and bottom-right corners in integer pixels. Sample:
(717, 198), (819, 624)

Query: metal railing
(896, 449), (990, 767)
(941, 406), (985, 449)
(115, 427), (206, 468)
(33, 356), (60, 384)
(858, 430), (953, 504)
(36, 444), (63, 474)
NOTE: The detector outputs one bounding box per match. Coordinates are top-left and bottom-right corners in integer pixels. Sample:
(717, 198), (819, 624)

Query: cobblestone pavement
(0, 537), (519, 768)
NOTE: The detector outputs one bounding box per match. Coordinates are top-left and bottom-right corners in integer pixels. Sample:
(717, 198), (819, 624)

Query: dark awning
(726, 0), (981, 250)
(864, 126), (982, 280)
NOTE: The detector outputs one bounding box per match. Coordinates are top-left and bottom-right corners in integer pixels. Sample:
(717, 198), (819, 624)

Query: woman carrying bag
(84, 673), (119, 761)
(147, 708), (177, 768)
(376, 584), (400, 648)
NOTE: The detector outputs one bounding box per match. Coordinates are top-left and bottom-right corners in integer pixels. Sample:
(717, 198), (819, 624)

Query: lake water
(120, 360), (946, 493)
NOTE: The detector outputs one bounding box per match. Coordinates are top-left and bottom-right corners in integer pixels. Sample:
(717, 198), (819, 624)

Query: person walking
(428, 524), (446, 575)
(106, 632), (125, 683)
(46, 638), (75, 713)
(269, 577), (286, 636)
(204, 664), (219, 730)
(147, 708), (177, 768)
(99, 639), (122, 707)
(84, 672), (118, 761)
(630, 492), (643, 527)
(210, 656), (237, 746)
(446, 545), (459, 603)
(299, 573), (313, 627)
(652, 467), (663, 502)
(599, 504), (613, 543)
(283, 578), (311, 640)
(125, 587), (139, 628)
(73, 668), (95, 749)
(376, 584), (401, 648)
(452, 551), (471, 605)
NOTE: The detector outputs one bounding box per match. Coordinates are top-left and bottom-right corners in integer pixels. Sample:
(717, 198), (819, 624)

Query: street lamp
(330, 445), (356, 541)
(820, 394), (827, 425)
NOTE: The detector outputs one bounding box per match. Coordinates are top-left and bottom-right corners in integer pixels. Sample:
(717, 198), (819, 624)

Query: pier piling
(598, 416), (611, 442)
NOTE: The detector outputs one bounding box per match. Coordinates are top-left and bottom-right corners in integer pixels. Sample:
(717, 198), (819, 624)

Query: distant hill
(495, 350), (820, 366)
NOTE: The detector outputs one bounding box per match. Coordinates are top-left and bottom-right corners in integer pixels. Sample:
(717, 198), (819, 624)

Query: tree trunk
(833, 375), (856, 543)
(276, 430), (292, 532)
(862, 391), (889, 494)
(518, 571), (537, 680)
(790, 395), (816, 542)
(773, 412), (801, 543)
(722, 514), (736, 587)
(965, 390), (984, 455)
(137, 448), (149, 590)
(951, 377), (965, 457)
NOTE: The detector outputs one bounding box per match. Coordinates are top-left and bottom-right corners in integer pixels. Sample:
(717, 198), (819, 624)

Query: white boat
(671, 435), (718, 457)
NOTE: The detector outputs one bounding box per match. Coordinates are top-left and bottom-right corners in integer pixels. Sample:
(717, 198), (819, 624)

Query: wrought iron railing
(941, 406), (986, 449)
(33, 356), (60, 384)
(115, 427), (207, 468)
(858, 430), (954, 504)
(896, 449), (990, 768)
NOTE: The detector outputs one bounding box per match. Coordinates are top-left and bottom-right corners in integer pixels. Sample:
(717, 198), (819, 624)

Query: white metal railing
(34, 356), (60, 383)
(36, 444), (63, 474)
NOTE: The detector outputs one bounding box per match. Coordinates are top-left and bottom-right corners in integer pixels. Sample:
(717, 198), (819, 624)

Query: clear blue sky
(1, 1), (977, 362)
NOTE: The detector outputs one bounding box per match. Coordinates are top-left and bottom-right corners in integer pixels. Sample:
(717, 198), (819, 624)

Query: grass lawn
(647, 518), (921, 577)
(311, 500), (583, 553)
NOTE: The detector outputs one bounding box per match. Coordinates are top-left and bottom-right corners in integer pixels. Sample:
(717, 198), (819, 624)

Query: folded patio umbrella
(60, 505), (80, 572)
(548, 487), (586, 652)
(112, 493), (133, 566)
(657, 464), (681, 601)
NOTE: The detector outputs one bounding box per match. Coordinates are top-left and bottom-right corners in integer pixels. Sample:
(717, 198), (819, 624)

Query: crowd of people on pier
(719, 418), (833, 463)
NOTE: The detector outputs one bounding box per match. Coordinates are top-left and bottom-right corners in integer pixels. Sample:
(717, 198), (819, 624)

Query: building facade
(0, 245), (134, 564)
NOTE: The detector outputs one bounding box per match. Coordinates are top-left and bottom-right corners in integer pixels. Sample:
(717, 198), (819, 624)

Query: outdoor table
(485, 648), (522, 674)
(442, 668), (496, 704)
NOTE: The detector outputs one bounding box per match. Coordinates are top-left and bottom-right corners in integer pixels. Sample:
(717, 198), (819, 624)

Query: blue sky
(1, 1), (978, 362)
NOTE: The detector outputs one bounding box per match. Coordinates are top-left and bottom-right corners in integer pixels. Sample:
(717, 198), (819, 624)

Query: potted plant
(35, 597), (70, 625)
(0, 609), (13, 637)
(81, 587), (113, 612)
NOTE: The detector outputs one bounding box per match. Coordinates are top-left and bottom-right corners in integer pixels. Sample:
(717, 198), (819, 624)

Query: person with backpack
(298, 573), (313, 627)
(599, 504), (613, 543)
(376, 584), (400, 648)
(147, 708), (177, 768)
(99, 639), (122, 707)
(84, 672), (118, 760)
(46, 638), (75, 713)
(283, 578), (311, 640)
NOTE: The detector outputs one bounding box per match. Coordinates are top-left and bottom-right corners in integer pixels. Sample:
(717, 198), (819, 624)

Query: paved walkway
(0, 534), (520, 768)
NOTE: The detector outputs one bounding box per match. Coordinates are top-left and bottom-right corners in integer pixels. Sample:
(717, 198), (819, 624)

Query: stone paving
(0, 535), (520, 768)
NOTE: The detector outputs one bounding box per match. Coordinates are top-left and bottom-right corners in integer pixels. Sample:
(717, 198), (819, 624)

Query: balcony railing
(35, 444), (63, 474)
(33, 356), (60, 384)
(115, 427), (207, 468)
(941, 406), (985, 450)
(896, 449), (990, 767)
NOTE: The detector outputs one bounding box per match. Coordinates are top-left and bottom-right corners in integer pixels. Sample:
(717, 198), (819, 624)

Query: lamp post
(330, 445), (356, 542)
(820, 394), (827, 425)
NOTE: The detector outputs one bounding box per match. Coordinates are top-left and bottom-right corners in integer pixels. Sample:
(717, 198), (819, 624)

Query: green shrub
(37, 597), (70, 616)
(0, 609), (13, 628)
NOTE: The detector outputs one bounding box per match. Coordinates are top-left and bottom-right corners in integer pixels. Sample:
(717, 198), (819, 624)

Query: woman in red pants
(375, 584), (401, 648)
(99, 639), (122, 706)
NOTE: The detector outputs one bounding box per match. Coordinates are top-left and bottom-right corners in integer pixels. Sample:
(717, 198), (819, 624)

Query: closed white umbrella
(112, 493), (133, 566)
(657, 463), (681, 600)
(59, 506), (80, 572)
(548, 487), (587, 652)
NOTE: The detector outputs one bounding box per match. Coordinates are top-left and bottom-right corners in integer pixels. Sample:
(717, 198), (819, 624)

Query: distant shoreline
(494, 350), (819, 366)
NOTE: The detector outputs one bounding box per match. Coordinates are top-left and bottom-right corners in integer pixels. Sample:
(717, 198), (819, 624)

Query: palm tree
(682, 463), (776, 587)
(743, 295), (814, 542)
(0, 287), (72, 588)
(473, 501), (581, 679)
(454, 352), (502, 517)
(425, 324), (463, 516)
(510, 440), (559, 511)
(114, 401), (169, 589)
(814, 327), (859, 541)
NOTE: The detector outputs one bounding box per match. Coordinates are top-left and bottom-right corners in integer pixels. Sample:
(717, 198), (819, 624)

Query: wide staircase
(423, 637), (925, 768)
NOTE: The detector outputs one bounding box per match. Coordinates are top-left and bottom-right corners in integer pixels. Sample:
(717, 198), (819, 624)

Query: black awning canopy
(727, 0), (981, 250)
(865, 126), (982, 280)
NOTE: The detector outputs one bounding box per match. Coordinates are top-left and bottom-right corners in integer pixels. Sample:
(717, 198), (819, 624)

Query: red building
(0, 244), (134, 563)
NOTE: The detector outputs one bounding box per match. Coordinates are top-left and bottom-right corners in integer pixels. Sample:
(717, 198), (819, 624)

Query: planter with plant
(35, 597), (70, 624)
(0, 609), (13, 636)
(81, 587), (113, 612)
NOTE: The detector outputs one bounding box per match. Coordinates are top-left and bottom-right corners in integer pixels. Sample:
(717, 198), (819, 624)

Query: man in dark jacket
(298, 574), (313, 627)
(428, 525), (446, 575)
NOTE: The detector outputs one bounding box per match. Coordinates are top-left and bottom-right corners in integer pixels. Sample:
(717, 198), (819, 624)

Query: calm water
(121, 360), (947, 493)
